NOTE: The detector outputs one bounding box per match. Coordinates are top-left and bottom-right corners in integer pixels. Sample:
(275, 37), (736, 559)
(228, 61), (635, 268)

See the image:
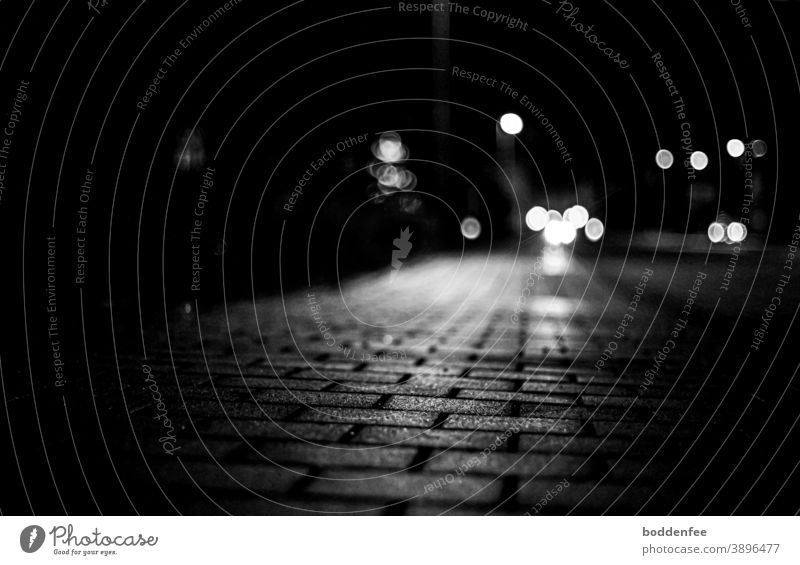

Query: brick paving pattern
(95, 252), (759, 515)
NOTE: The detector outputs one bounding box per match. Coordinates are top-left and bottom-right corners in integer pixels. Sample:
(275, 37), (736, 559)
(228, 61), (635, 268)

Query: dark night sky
(1, 0), (798, 308)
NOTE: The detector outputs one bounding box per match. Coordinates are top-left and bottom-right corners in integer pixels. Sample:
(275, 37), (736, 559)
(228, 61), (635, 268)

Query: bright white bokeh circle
(655, 149), (674, 169)
(690, 151), (709, 170)
(565, 205), (589, 229)
(559, 221), (577, 244)
(708, 222), (726, 243)
(525, 206), (549, 231)
(499, 113), (523, 135)
(584, 218), (604, 242)
(726, 139), (745, 158)
(727, 222), (747, 243)
(461, 216), (482, 240)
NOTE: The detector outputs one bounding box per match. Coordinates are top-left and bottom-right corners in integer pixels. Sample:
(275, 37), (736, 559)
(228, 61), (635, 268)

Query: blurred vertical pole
(496, 126), (525, 234)
(432, 8), (451, 213)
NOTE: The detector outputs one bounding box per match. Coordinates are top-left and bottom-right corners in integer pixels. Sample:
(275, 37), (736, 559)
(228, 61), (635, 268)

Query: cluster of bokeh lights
(650, 138), (763, 244)
(369, 131), (416, 194)
(708, 220), (747, 244)
(656, 139), (767, 170)
(653, 139), (764, 246)
(525, 204), (602, 245)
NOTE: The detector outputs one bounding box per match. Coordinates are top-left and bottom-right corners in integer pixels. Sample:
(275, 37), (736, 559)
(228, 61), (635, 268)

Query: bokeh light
(752, 139), (768, 158)
(461, 216), (482, 240)
(707, 222), (726, 243)
(543, 221), (577, 245)
(535, 204), (594, 245)
(374, 163), (417, 193)
(379, 139), (402, 162)
(371, 131), (407, 163)
(565, 205), (589, 229)
(499, 113), (523, 135)
(655, 149), (674, 169)
(727, 222), (747, 243)
(584, 218), (604, 242)
(726, 139), (745, 158)
(525, 206), (548, 231)
(378, 164), (400, 186)
(559, 221), (577, 244)
(543, 221), (562, 246)
(690, 151), (709, 170)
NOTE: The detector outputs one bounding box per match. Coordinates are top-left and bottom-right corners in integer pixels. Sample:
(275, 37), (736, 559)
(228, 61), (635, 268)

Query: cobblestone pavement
(10, 247), (798, 515)
(104, 246), (795, 516)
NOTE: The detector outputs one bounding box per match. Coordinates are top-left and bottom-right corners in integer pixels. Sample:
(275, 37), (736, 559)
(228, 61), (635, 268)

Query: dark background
(1, 0), (796, 304)
(2, 0), (800, 514)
